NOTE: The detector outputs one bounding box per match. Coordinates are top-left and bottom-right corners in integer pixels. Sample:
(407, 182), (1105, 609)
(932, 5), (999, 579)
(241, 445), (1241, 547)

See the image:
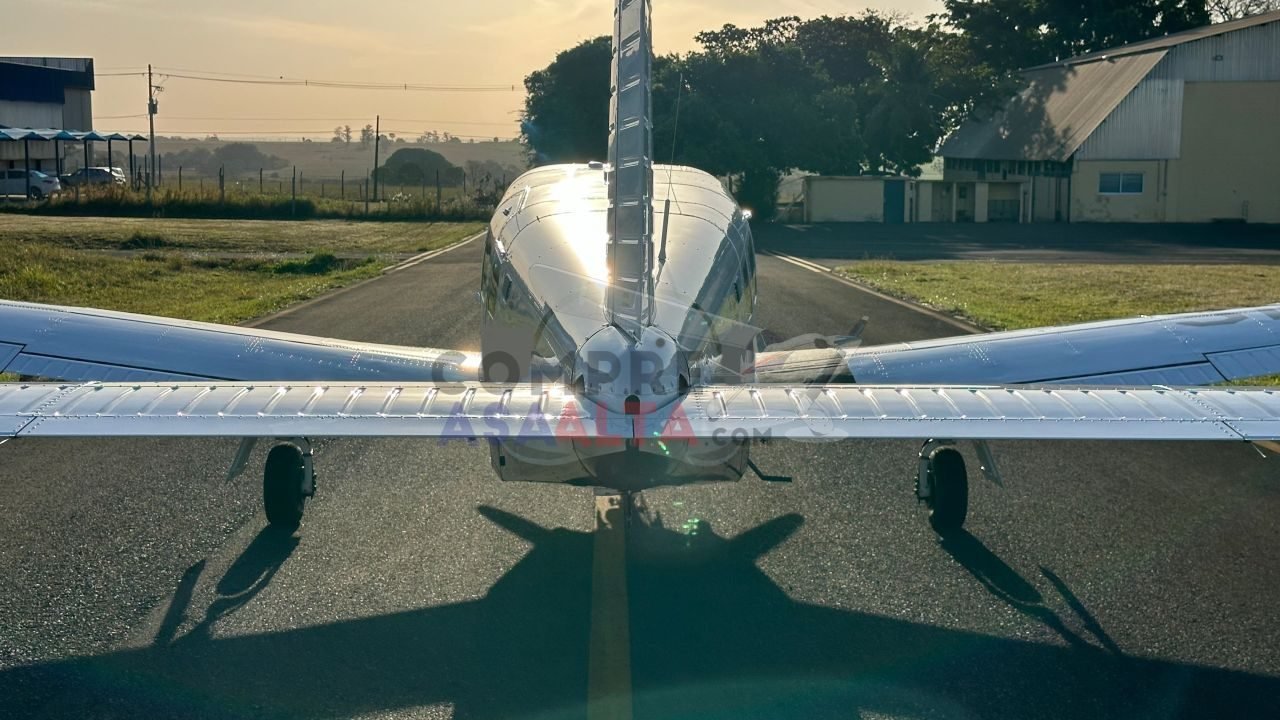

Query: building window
(1099, 172), (1143, 195)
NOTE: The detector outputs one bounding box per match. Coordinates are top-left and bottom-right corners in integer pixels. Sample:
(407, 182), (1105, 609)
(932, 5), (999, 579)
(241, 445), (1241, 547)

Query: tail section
(606, 0), (655, 338)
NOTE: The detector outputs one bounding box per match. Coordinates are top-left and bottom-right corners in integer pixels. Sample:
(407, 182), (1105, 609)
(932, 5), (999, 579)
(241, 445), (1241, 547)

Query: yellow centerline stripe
(587, 493), (633, 720)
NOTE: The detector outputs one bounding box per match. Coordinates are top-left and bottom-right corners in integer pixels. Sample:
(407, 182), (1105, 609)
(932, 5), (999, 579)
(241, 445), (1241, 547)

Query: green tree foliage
(1209, 0), (1280, 20)
(374, 147), (463, 186)
(522, 37), (612, 164)
(521, 12), (1002, 216)
(162, 143), (288, 176)
(939, 0), (1211, 72)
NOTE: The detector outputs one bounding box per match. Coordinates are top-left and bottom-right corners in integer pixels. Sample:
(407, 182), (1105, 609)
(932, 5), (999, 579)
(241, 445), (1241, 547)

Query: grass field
(1, 186), (492, 222)
(838, 260), (1280, 384)
(0, 215), (481, 257)
(0, 217), (482, 325)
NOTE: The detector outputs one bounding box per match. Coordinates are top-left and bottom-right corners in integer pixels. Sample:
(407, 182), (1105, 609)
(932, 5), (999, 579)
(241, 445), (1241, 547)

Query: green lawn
(837, 261), (1280, 385)
(838, 261), (1280, 330)
(0, 215), (482, 256)
(0, 218), (482, 326)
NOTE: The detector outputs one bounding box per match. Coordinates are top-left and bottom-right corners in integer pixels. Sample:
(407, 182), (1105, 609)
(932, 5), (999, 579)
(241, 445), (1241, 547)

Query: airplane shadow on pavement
(2, 507), (1278, 719)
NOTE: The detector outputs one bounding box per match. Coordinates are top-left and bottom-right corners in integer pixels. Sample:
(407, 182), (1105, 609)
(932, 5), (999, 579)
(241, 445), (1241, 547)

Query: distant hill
(154, 137), (527, 180)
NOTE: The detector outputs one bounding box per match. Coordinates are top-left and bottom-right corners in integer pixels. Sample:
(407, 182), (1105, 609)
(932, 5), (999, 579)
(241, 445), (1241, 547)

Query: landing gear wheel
(263, 443), (307, 530)
(924, 447), (968, 535)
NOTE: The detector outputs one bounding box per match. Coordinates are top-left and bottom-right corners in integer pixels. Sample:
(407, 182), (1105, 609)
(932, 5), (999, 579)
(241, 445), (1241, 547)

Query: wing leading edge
(755, 304), (1280, 386)
(2, 382), (1276, 442)
(0, 300), (480, 384)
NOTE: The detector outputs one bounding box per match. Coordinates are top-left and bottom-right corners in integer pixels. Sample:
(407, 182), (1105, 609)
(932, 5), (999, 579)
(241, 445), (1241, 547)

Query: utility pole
(147, 64), (158, 201)
(372, 115), (381, 203)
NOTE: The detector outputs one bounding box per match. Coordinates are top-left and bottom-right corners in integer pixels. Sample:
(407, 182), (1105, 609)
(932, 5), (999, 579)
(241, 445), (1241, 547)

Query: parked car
(59, 166), (127, 188)
(1, 169), (61, 200)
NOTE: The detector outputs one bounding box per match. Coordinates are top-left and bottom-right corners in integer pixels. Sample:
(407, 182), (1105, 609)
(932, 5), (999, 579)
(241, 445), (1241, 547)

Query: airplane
(1, 0), (1278, 538)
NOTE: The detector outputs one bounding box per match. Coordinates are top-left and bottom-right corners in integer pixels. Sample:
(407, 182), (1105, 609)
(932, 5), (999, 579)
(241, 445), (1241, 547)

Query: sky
(8, 0), (942, 141)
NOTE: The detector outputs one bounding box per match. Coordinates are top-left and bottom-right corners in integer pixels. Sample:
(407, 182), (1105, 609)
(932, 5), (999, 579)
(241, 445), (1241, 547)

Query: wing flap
(1207, 345), (1280, 381)
(3, 382), (1276, 442)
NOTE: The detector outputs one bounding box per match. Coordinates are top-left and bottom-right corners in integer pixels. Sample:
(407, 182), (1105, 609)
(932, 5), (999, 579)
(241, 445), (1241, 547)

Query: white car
(1, 169), (61, 200)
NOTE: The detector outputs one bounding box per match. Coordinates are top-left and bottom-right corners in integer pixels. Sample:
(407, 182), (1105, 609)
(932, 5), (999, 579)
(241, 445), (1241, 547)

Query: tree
(359, 124), (375, 147)
(343, 125), (353, 145)
(1209, 0), (1280, 19)
(520, 12), (1005, 216)
(373, 147), (463, 186)
(521, 36), (612, 163)
(939, 0), (1211, 72)
(162, 142), (286, 176)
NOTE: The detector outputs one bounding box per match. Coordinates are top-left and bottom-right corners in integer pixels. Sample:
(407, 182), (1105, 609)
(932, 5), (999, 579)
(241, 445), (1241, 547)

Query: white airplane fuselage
(479, 163), (759, 491)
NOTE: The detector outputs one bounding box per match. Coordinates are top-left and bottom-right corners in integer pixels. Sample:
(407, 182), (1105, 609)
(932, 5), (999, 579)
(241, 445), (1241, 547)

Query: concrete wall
(804, 177), (885, 222)
(930, 183), (954, 222)
(62, 88), (92, 131)
(0, 99), (61, 128)
(1071, 160), (1167, 222)
(1172, 81), (1280, 223)
(1030, 176), (1070, 222)
(1071, 81), (1280, 223)
(914, 182), (933, 222)
(973, 182), (990, 222)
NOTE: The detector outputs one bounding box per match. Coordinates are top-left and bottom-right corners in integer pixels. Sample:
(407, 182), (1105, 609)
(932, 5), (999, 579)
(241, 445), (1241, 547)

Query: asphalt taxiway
(2, 233), (1278, 719)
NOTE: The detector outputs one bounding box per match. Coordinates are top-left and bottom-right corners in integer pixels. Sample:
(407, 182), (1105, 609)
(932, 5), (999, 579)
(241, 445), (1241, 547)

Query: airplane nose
(573, 325), (688, 413)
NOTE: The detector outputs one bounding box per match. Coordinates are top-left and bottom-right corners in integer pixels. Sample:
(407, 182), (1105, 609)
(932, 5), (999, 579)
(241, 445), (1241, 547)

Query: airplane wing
(753, 304), (1280, 386)
(2, 382), (1276, 442)
(0, 300), (480, 383)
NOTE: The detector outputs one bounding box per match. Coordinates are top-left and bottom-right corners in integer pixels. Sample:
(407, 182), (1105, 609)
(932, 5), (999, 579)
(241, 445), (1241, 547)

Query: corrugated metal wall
(1150, 21), (1280, 82)
(1077, 78), (1184, 159)
(1076, 19), (1279, 161)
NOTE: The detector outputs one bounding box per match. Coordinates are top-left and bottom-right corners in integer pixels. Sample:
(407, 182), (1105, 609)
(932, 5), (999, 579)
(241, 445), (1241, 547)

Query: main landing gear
(916, 439), (969, 535)
(262, 440), (316, 530)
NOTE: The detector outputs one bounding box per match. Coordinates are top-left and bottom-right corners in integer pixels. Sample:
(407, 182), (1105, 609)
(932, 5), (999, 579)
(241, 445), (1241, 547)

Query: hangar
(938, 10), (1280, 223)
(0, 57), (95, 172)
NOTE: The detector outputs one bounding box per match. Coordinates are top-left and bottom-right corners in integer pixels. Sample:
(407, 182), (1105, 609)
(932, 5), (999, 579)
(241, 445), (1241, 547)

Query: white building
(939, 10), (1280, 223)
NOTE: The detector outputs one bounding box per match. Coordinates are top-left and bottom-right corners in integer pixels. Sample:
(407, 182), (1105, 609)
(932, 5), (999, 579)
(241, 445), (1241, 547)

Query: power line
(99, 67), (523, 92)
(116, 128), (520, 140)
(154, 65), (518, 90)
(154, 65), (300, 80)
(155, 70), (518, 92)
(124, 115), (517, 127)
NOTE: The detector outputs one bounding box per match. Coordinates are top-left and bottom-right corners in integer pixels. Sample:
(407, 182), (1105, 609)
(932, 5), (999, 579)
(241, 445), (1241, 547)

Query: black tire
(926, 447), (968, 535)
(28, 188), (44, 201)
(263, 443), (306, 529)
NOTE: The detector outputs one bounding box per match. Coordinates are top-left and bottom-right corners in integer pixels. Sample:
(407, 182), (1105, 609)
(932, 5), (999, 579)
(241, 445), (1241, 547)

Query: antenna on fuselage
(605, 0), (655, 340)
(657, 71), (682, 268)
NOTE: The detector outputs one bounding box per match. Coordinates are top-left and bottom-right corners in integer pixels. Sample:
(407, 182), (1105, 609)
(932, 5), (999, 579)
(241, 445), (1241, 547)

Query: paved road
(757, 222), (1280, 266)
(2, 235), (1279, 719)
